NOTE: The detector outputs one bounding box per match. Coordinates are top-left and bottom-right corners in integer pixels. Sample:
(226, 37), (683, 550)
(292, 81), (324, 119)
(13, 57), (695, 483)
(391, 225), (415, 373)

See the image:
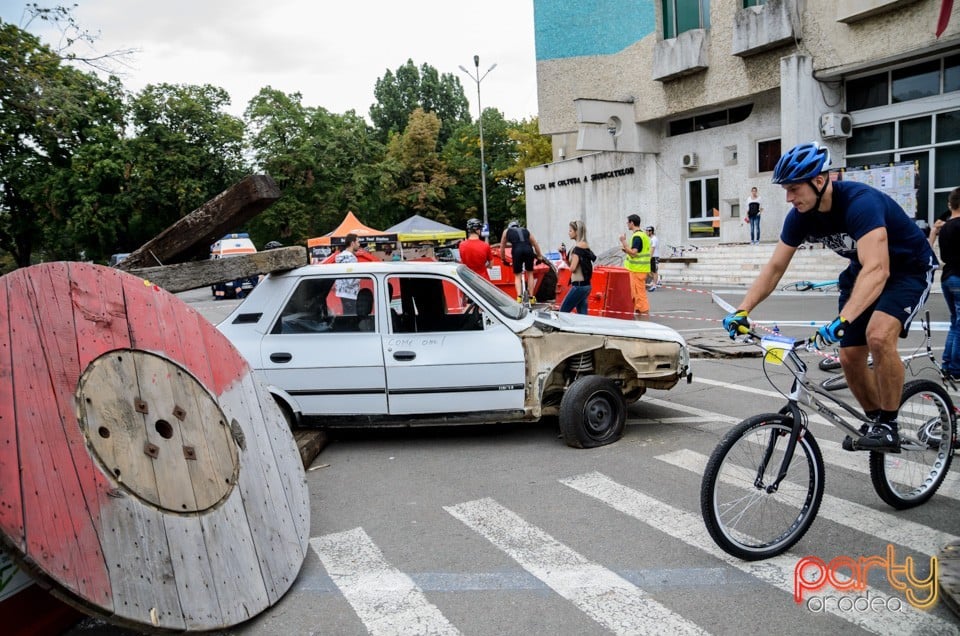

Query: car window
(271, 276), (377, 334)
(457, 265), (526, 320)
(386, 275), (484, 334)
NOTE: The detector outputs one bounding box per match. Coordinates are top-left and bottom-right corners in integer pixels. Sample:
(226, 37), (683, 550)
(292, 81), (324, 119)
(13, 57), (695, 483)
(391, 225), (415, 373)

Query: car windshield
(457, 265), (526, 320)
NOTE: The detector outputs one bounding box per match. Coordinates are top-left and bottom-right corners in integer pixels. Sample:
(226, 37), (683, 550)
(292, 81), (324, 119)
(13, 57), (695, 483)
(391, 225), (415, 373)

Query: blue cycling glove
(814, 316), (847, 349)
(723, 310), (750, 339)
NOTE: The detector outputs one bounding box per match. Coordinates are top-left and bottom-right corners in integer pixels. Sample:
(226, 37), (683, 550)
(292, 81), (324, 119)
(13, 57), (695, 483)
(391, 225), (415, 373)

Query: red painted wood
(7, 269), (112, 606)
(0, 277), (24, 548)
(71, 264), (132, 370)
(30, 264), (112, 543)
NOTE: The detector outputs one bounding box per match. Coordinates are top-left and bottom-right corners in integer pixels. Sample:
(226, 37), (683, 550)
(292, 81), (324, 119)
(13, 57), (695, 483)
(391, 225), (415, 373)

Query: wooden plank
(118, 175), (280, 269)
(294, 429), (329, 470)
(33, 264), (112, 539)
(7, 272), (112, 605)
(125, 246), (307, 293)
(216, 373), (307, 603)
(97, 497), (185, 631)
(0, 278), (23, 551)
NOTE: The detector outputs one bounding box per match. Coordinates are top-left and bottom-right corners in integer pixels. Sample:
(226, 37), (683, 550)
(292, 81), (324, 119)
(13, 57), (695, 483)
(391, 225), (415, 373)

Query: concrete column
(779, 53), (844, 153)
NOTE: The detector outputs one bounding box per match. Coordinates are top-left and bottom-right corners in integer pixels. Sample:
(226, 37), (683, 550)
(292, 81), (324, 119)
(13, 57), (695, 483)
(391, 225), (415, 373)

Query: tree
(378, 108), (455, 223)
(125, 83), (246, 247)
(0, 20), (127, 267)
(244, 87), (385, 246)
(369, 59), (470, 146)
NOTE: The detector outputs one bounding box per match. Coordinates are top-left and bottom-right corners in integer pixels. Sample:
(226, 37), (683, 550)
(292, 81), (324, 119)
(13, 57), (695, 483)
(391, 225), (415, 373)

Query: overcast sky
(0, 0), (539, 122)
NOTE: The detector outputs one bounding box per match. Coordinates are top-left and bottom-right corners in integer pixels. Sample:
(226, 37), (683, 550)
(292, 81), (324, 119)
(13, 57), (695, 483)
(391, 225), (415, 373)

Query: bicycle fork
(754, 401), (806, 494)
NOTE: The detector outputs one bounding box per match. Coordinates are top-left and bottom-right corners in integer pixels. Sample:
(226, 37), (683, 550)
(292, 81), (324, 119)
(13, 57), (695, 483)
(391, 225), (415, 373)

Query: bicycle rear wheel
(869, 380), (956, 509)
(780, 281), (812, 292)
(701, 414), (825, 560)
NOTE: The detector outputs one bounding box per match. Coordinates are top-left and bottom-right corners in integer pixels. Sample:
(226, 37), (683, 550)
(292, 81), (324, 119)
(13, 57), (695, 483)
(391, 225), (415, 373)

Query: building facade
(527, 0), (960, 257)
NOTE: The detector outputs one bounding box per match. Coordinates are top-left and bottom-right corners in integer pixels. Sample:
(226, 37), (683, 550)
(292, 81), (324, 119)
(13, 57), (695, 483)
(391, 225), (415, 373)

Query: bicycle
(699, 327), (957, 561)
(779, 279), (839, 292)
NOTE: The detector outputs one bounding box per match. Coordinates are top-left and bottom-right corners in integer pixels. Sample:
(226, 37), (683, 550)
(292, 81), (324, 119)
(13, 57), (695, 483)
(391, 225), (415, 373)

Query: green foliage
(378, 108), (455, 224)
(244, 88), (386, 246)
(0, 10), (552, 269)
(369, 59), (470, 146)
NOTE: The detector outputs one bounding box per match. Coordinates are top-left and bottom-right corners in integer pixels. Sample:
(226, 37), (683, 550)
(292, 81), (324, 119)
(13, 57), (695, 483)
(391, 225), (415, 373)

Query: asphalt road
(69, 284), (959, 635)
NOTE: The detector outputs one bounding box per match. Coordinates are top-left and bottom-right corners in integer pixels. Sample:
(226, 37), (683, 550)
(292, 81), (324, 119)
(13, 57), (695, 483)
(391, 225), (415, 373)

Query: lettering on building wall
(531, 166), (635, 192)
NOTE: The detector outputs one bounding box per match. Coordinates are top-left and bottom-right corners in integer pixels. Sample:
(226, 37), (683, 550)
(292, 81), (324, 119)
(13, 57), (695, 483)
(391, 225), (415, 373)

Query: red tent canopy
(307, 212), (397, 248)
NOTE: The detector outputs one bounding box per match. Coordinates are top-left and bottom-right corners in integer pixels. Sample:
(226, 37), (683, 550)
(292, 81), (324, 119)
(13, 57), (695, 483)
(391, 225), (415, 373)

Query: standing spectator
(335, 233), (360, 314)
(619, 214), (652, 318)
(500, 220), (545, 304)
(929, 186), (960, 380)
(746, 186), (763, 244)
(645, 226), (660, 291)
(559, 220), (595, 314)
(459, 218), (493, 280)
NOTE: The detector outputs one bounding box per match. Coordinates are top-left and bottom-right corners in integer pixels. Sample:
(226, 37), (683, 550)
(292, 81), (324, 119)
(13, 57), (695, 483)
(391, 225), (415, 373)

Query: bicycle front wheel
(870, 380), (956, 509)
(819, 374), (848, 391)
(701, 414), (825, 560)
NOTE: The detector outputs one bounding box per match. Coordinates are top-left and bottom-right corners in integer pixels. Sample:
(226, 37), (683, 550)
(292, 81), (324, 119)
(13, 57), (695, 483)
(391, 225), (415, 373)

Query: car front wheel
(559, 375), (626, 448)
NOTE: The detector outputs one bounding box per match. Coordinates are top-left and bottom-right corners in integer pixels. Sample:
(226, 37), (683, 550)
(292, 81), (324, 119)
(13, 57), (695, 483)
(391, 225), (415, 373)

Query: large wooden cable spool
(0, 262), (310, 631)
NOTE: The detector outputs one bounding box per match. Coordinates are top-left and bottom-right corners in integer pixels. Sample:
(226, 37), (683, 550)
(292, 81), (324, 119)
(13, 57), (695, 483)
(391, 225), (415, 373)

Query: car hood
(530, 310), (686, 346)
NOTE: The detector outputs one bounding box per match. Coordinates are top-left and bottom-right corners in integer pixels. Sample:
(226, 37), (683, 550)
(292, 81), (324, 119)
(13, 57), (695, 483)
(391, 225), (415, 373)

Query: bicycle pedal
(841, 436), (857, 452)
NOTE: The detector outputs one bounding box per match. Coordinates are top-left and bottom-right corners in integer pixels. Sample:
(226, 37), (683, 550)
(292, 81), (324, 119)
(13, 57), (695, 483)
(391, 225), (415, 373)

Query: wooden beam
(125, 246), (307, 293)
(118, 175), (280, 269)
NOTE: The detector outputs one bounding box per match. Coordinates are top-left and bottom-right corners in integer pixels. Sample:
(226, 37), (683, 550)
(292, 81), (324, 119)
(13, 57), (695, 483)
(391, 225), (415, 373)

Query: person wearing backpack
(559, 220), (595, 314)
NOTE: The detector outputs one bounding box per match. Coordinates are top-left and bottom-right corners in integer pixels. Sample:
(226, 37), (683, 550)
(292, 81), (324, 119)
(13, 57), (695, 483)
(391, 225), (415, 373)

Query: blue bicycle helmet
(772, 142), (831, 184)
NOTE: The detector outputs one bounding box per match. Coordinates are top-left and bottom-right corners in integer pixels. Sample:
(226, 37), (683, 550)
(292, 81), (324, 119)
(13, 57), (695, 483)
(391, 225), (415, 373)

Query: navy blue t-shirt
(780, 180), (937, 274)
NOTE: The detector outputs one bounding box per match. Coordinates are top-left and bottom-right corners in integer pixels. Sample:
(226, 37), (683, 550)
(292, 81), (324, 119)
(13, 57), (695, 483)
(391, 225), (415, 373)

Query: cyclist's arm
(840, 226), (889, 323)
(529, 234), (544, 259)
(737, 240), (797, 312)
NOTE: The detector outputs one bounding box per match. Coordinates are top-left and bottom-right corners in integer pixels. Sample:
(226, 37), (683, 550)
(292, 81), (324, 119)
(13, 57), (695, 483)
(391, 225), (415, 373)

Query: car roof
(271, 261), (464, 279)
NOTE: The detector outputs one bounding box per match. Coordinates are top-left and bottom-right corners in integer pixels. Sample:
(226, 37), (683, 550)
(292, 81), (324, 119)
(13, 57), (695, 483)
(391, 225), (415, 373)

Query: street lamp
(459, 54), (496, 242)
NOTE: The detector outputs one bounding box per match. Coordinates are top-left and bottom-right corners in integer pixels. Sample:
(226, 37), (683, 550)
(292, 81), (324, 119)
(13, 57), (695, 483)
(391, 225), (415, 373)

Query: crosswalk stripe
(561, 472), (954, 635)
(656, 449), (957, 556)
(444, 497), (708, 636)
(309, 528), (461, 636)
(643, 397), (739, 424)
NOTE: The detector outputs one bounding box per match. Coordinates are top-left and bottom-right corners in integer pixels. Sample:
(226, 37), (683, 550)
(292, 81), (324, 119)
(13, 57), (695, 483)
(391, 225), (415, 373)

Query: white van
(211, 233), (259, 299)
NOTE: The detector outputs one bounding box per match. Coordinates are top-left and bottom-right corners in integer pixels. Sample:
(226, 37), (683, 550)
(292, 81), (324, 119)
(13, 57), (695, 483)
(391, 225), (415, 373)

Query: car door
(383, 274), (525, 415)
(259, 275), (387, 416)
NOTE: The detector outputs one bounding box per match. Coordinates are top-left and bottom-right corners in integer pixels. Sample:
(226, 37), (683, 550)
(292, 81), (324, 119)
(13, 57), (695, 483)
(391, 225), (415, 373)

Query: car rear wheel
(559, 375), (626, 448)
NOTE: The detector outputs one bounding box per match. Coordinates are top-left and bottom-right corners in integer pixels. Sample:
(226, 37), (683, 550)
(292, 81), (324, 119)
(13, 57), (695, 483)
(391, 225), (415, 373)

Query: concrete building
(527, 0), (960, 257)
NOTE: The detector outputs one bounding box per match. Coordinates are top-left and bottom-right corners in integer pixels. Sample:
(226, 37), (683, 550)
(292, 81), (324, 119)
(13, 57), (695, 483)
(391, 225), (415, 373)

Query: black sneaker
(842, 423), (872, 451)
(855, 423), (901, 453)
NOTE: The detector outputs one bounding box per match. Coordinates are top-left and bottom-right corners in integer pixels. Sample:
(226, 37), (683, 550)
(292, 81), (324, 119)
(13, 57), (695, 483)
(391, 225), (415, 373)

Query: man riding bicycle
(500, 220), (545, 304)
(723, 142), (938, 453)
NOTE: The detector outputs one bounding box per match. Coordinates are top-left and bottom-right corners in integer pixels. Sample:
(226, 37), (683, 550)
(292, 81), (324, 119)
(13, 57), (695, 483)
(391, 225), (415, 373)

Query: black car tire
(559, 375), (626, 448)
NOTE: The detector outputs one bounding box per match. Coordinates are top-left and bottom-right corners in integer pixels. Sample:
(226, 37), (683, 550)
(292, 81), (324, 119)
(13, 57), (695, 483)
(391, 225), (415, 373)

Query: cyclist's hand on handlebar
(722, 310), (750, 339)
(813, 316), (847, 349)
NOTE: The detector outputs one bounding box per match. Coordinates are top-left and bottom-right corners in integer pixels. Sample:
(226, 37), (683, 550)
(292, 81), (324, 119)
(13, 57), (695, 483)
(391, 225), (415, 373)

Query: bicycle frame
(751, 333), (871, 493)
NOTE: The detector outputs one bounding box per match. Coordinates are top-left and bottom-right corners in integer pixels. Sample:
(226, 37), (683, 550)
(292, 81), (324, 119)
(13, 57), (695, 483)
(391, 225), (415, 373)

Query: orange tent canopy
(307, 212), (397, 248)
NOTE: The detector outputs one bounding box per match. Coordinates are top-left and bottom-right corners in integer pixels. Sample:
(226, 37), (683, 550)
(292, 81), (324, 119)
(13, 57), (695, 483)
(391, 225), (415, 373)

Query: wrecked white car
(218, 262), (691, 447)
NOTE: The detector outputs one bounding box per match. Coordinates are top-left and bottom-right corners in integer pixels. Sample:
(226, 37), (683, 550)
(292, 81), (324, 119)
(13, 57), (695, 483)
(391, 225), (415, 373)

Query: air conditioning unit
(820, 112), (853, 139)
(681, 152), (698, 169)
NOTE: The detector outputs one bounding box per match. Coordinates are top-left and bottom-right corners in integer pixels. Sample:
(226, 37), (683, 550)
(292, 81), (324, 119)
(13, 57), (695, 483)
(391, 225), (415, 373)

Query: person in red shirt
(458, 218), (493, 279)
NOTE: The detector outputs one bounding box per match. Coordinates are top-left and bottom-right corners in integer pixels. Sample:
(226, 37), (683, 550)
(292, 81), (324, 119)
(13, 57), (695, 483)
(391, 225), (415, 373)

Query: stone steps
(657, 242), (847, 288)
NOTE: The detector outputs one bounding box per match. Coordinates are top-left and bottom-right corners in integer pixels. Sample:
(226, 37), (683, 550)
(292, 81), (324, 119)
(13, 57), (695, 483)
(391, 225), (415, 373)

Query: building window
(847, 109), (960, 224)
(663, 0), (710, 39)
(743, 0), (766, 6)
(668, 104), (752, 136)
(757, 139), (781, 172)
(846, 53), (960, 112)
(687, 176), (719, 239)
